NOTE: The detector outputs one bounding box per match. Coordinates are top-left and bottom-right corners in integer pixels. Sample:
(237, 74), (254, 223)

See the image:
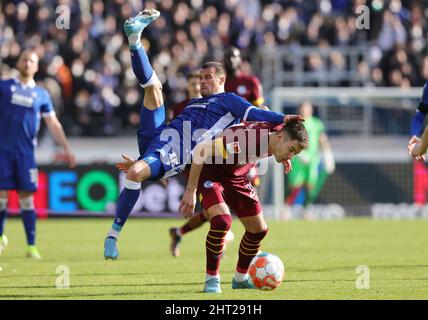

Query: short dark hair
(282, 120), (309, 149)
(187, 70), (200, 80)
(201, 61), (226, 78)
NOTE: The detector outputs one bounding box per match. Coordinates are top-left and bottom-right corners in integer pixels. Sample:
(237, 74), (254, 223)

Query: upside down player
(168, 47), (266, 257)
(178, 120), (308, 293)
(104, 9), (303, 260)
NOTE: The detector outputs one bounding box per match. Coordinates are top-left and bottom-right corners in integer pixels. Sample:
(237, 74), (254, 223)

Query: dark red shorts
(197, 176), (262, 218)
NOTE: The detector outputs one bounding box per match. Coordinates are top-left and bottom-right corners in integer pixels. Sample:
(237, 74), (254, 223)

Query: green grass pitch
(0, 217), (427, 300)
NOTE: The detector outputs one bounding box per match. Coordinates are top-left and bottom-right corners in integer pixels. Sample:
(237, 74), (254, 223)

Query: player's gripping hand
(408, 136), (426, 161)
(179, 188), (196, 218)
(115, 153), (137, 173)
(284, 114), (304, 123)
(410, 141), (427, 161)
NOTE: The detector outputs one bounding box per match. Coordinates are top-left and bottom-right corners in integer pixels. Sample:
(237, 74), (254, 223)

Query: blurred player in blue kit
(0, 49), (75, 259)
(104, 9), (302, 260)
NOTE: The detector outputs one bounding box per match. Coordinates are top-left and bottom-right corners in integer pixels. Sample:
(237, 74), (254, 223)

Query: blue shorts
(0, 149), (38, 192)
(137, 105), (186, 180)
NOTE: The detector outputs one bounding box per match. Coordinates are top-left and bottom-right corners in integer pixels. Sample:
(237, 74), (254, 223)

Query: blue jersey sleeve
(411, 111), (424, 136)
(410, 81), (428, 136)
(225, 93), (284, 125)
(40, 89), (55, 117)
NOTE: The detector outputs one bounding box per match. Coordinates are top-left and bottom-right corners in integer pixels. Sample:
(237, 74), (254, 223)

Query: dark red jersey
(225, 73), (264, 106)
(202, 121), (284, 180)
(168, 98), (189, 120)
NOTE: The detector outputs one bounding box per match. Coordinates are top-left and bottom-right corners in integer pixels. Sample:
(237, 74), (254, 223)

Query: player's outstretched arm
(226, 95), (303, 125)
(44, 114), (76, 168)
(179, 139), (219, 218)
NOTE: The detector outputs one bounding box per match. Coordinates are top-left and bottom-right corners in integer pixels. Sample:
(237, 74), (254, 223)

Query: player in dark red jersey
(179, 120), (308, 293)
(167, 71), (201, 121)
(225, 46), (265, 188)
(224, 46), (264, 107)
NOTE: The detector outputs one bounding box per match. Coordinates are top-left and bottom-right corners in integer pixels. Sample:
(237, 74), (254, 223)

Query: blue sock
(22, 210), (36, 245)
(0, 209), (6, 236)
(131, 46), (154, 86)
(109, 180), (141, 238)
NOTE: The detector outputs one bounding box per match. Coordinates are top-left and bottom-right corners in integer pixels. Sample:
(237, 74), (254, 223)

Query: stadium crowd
(0, 0), (427, 136)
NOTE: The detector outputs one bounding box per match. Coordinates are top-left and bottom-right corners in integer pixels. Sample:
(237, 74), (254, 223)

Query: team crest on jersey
(226, 141), (241, 154)
(203, 181), (213, 189)
(208, 98), (217, 103)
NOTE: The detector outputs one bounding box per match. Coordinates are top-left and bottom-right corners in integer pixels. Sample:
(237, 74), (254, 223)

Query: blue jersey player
(408, 81), (428, 161)
(104, 9), (302, 260)
(0, 49), (75, 259)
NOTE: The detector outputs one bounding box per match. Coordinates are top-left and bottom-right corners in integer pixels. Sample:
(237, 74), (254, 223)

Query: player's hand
(407, 135), (420, 155)
(283, 159), (292, 174)
(284, 114), (304, 123)
(64, 149), (76, 168)
(410, 141), (427, 161)
(179, 189), (196, 218)
(115, 153), (136, 173)
(407, 136), (426, 161)
(160, 178), (169, 187)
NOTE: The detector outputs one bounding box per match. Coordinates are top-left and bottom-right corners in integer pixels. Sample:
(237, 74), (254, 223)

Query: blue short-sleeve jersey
(0, 78), (55, 155)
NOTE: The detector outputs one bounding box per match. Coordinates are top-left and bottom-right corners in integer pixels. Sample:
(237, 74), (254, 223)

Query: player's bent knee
(127, 161), (151, 182)
(19, 196), (35, 210)
(210, 213), (232, 231)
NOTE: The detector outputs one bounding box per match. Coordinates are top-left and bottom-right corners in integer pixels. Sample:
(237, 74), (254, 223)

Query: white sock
(107, 228), (120, 239)
(206, 273), (220, 282)
(234, 271), (249, 282)
(128, 34), (141, 47)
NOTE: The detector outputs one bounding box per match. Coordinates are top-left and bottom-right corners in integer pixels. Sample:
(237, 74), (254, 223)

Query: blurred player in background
(167, 71), (201, 121)
(168, 46), (265, 257)
(224, 46), (265, 188)
(104, 9), (302, 260)
(224, 46), (264, 108)
(179, 120), (308, 293)
(408, 81), (428, 161)
(0, 49), (75, 259)
(283, 101), (335, 221)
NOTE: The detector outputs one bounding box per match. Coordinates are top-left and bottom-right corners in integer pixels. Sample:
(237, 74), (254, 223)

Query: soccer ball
(249, 252), (285, 290)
